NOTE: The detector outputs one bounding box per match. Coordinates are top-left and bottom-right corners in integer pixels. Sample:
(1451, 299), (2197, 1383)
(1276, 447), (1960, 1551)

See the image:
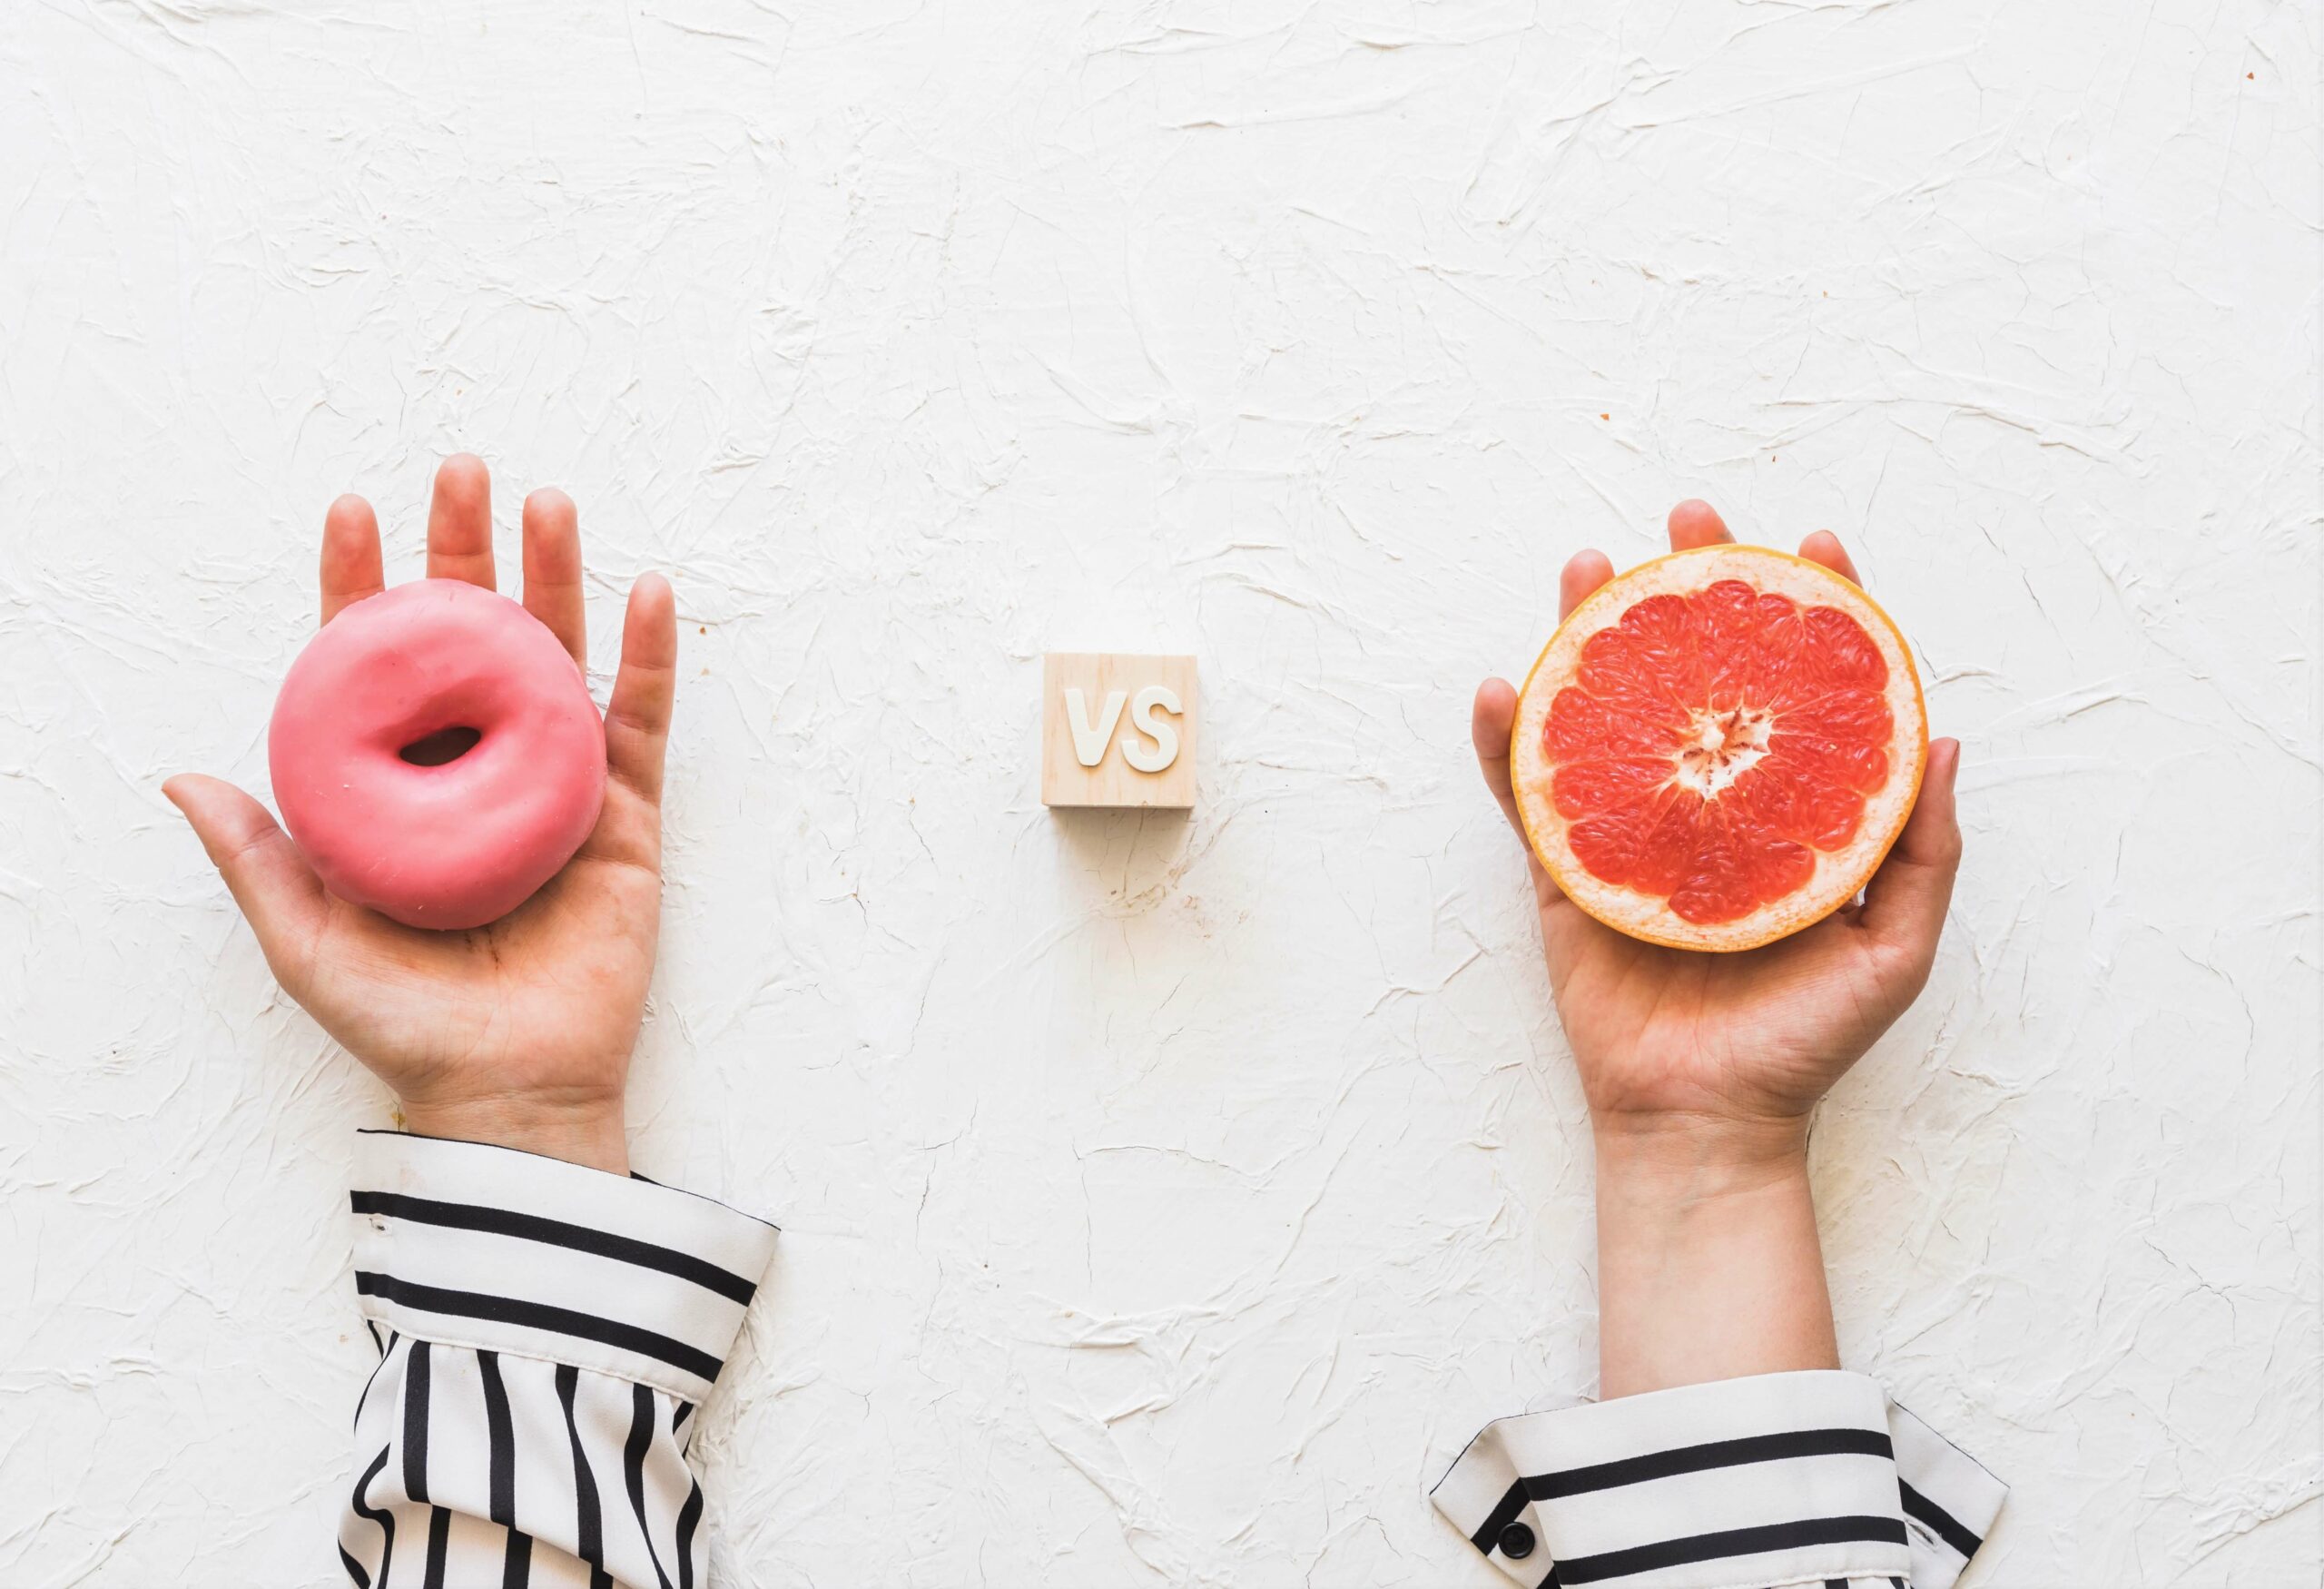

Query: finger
(1667, 498), (1733, 551)
(320, 495), (386, 626)
(1560, 548), (1615, 620)
(1472, 678), (1524, 835)
(162, 775), (328, 983)
(426, 453), (496, 587)
(1472, 679), (1565, 905)
(1797, 529), (1862, 585)
(604, 573), (677, 806)
(1857, 737), (1963, 966)
(522, 488), (587, 666)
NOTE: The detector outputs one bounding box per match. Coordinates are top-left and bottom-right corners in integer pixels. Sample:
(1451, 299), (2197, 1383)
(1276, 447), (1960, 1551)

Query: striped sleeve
(337, 1130), (777, 1589)
(1430, 1369), (2005, 1589)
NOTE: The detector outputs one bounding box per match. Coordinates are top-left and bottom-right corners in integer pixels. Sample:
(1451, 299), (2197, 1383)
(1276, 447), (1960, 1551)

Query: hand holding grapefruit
(1472, 501), (1964, 1140)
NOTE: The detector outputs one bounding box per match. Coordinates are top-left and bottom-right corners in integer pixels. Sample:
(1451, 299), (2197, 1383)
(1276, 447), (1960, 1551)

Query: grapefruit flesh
(1510, 544), (1927, 952)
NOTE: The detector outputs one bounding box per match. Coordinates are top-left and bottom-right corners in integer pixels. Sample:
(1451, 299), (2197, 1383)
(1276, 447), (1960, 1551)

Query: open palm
(1472, 500), (1963, 1139)
(165, 456), (675, 1172)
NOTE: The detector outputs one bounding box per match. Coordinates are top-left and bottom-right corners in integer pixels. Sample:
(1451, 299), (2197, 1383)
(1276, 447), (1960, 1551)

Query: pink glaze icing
(268, 579), (606, 930)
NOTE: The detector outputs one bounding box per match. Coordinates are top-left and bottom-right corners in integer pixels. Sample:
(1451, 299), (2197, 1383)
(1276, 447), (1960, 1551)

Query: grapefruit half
(1511, 544), (1926, 952)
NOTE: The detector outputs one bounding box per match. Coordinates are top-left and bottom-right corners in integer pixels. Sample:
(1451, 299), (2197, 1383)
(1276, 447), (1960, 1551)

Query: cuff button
(1498, 1521), (1535, 1560)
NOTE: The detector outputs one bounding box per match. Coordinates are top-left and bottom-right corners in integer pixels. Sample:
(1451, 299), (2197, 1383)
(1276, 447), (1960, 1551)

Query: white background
(3, 2), (2318, 1584)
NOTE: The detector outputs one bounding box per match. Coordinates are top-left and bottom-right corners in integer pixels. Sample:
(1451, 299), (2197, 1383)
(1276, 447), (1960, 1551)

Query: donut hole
(399, 725), (484, 766)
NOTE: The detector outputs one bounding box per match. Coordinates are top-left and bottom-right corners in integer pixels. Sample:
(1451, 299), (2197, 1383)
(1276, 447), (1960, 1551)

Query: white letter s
(1120, 685), (1182, 773)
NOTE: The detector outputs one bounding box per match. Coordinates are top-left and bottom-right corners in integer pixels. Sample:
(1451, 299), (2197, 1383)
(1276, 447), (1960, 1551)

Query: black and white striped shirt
(335, 1131), (2002, 1587)
(1432, 1369), (2007, 1588)
(339, 1130), (778, 1587)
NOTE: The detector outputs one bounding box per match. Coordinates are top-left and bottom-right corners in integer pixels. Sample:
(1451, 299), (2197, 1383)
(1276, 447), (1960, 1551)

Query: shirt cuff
(349, 1129), (778, 1404)
(1888, 1400), (2007, 1589)
(1432, 1369), (2004, 1589)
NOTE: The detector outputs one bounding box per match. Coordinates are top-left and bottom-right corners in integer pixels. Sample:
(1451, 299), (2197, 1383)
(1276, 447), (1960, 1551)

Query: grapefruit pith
(1511, 544), (1927, 952)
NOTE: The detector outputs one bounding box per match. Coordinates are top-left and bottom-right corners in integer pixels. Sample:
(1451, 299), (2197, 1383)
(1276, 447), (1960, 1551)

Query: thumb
(1471, 677), (1529, 840)
(163, 775), (328, 984)
(1856, 737), (1963, 977)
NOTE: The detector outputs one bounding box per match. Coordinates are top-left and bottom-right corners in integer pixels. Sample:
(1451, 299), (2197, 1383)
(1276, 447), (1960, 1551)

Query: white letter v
(1064, 687), (1128, 767)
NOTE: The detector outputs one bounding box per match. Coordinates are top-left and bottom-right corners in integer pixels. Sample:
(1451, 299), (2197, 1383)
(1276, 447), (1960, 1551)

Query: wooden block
(1041, 653), (1198, 809)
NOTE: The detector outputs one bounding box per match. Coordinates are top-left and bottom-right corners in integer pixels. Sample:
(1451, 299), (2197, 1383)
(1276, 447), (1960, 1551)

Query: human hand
(1472, 500), (1962, 1396)
(164, 456), (677, 1175)
(1471, 499), (1963, 1168)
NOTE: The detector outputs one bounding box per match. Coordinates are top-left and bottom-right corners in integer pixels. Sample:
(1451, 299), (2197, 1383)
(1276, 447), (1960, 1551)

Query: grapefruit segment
(1511, 544), (1927, 951)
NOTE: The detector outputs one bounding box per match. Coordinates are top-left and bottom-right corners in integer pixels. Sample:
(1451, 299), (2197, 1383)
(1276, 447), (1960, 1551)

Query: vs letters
(1041, 654), (1199, 809)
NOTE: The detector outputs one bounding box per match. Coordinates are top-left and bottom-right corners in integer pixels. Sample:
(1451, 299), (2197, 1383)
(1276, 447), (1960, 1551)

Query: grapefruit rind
(1510, 543), (1928, 952)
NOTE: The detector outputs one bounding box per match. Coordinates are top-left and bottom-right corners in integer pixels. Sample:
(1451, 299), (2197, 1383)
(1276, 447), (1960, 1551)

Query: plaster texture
(2, 2), (2317, 1584)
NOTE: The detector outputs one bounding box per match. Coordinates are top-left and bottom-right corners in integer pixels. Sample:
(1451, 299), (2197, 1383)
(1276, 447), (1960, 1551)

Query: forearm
(1592, 1114), (1837, 1400)
(1430, 1115), (2018, 1588)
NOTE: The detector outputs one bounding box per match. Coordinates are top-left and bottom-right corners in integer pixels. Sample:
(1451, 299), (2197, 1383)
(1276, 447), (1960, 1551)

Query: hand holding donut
(164, 456), (676, 1175)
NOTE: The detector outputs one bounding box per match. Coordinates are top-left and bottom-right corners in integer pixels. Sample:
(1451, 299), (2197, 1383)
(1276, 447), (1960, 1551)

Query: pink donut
(268, 579), (606, 930)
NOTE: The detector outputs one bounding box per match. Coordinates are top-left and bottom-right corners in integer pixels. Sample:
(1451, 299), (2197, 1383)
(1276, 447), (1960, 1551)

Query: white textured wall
(3, 2), (2318, 1584)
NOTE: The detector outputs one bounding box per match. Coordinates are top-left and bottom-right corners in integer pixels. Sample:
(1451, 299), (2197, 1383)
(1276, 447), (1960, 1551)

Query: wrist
(394, 1092), (630, 1177)
(1591, 1120), (1814, 1241)
(1591, 1108), (1811, 1187)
